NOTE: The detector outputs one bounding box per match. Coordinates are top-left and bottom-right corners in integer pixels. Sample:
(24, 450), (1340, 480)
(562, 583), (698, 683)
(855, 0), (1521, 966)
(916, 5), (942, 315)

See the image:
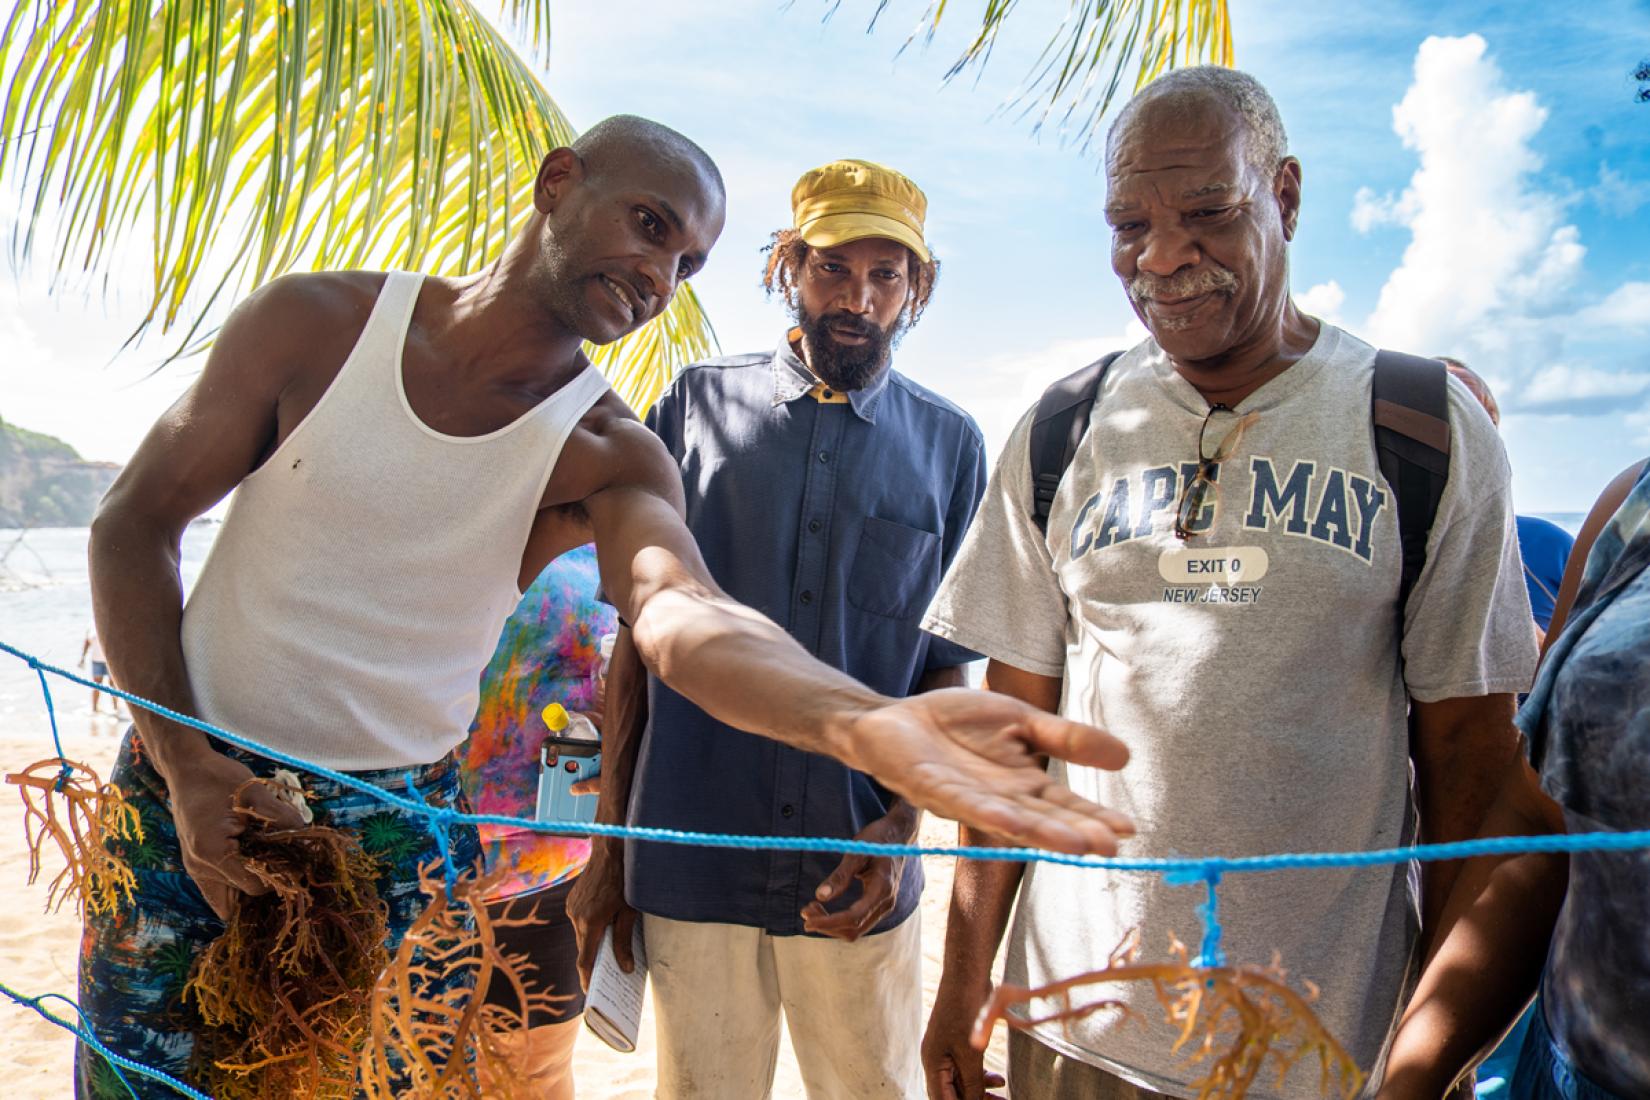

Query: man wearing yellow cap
(570, 160), (985, 1099)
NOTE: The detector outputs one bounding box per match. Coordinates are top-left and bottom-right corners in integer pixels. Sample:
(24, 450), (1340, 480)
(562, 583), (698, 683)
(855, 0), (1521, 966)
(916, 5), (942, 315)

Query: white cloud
(1296, 280), (1346, 325)
(1575, 282), (1650, 331)
(928, 323), (1149, 462)
(1350, 187), (1413, 233)
(1345, 34), (1650, 432)
(1358, 35), (1585, 357)
(1591, 162), (1650, 218)
(0, 288), (195, 464)
(1517, 364), (1650, 414)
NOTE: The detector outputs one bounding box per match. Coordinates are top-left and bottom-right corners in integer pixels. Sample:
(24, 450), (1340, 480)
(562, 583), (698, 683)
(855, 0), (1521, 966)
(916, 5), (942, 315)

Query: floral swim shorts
(75, 729), (480, 1099)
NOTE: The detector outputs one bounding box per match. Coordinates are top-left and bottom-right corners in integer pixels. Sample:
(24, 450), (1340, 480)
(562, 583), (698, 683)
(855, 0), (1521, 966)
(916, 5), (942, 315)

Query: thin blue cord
(406, 770), (459, 899)
(1196, 872), (1225, 968)
(27, 658), (71, 791)
(0, 981), (210, 1100)
(8, 639), (1647, 875)
(4, 636), (1645, 1100)
(29, 992), (141, 1099)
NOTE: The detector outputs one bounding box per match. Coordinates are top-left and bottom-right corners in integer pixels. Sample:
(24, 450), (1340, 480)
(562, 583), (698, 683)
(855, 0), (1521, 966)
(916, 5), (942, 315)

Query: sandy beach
(0, 709), (1010, 1098)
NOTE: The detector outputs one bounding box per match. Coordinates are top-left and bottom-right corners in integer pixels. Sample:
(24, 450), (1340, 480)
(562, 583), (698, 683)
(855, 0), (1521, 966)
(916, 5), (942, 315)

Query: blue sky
(2, 0), (1647, 512)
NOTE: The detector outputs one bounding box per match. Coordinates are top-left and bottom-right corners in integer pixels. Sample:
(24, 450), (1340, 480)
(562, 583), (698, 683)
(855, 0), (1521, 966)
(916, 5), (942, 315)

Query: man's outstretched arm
(580, 430), (1134, 855)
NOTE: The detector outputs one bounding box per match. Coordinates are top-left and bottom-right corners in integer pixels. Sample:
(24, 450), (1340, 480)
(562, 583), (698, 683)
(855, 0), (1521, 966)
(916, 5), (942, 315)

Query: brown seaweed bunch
(972, 929), (1365, 1100)
(184, 779), (390, 1100)
(6, 757), (143, 916)
(360, 860), (568, 1099)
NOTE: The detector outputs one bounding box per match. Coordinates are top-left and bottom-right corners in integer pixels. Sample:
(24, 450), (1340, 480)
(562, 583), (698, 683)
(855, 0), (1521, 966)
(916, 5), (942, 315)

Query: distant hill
(0, 415), (121, 527)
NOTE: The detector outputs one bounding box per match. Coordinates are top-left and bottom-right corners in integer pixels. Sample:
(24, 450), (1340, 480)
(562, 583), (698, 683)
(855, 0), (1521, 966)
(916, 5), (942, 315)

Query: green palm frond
(0, 0), (711, 412)
(871, 0), (1234, 150)
(496, 0), (552, 61)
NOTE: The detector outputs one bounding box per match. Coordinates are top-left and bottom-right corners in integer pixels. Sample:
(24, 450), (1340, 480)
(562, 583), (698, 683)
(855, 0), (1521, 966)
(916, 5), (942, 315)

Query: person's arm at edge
(1376, 757), (1566, 1099)
(581, 427), (1132, 855)
(1542, 459), (1648, 651)
(921, 661), (1061, 1100)
(1410, 693), (1520, 955)
(567, 625), (646, 989)
(1379, 461), (1646, 1097)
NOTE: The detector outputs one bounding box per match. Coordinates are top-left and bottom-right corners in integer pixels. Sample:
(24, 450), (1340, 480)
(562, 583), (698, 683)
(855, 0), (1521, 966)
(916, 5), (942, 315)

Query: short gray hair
(1107, 66), (1289, 177)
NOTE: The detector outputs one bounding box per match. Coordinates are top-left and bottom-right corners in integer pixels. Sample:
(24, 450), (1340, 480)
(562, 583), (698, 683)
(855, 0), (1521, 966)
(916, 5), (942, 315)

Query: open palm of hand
(847, 688), (1133, 855)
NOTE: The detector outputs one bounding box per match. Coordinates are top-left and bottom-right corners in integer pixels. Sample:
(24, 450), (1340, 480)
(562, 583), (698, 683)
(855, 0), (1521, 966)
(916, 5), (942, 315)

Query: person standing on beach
(79, 625), (119, 716)
(83, 116), (1133, 1095)
(571, 160), (987, 1100)
(917, 68), (1537, 1099)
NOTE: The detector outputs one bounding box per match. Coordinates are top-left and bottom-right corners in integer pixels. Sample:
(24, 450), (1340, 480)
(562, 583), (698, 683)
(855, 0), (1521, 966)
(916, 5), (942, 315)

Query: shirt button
(808, 518), (822, 533)
(781, 804), (795, 819)
(799, 590), (814, 605)
(817, 450), (830, 464)
(823, 389), (835, 399)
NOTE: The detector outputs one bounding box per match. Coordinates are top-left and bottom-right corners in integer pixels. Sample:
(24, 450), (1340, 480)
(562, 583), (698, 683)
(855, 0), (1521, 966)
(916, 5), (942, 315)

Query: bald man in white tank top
(83, 116), (1134, 1092)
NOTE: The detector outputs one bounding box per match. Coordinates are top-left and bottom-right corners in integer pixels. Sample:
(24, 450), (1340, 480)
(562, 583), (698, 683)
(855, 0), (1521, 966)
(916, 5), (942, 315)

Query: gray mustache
(1129, 266), (1239, 303)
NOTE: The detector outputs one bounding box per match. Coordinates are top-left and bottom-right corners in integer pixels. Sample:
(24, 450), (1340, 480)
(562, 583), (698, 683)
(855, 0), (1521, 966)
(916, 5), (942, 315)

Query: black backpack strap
(1372, 350), (1452, 613)
(1029, 352), (1124, 534)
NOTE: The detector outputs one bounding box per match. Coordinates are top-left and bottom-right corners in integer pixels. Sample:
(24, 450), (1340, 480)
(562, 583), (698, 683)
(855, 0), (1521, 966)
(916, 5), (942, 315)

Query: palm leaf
(869, 0), (1234, 151)
(0, 0), (709, 413)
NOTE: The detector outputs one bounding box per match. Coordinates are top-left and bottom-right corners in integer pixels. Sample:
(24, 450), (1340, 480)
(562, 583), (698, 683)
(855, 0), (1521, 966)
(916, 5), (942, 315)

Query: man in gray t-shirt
(918, 68), (1537, 1100)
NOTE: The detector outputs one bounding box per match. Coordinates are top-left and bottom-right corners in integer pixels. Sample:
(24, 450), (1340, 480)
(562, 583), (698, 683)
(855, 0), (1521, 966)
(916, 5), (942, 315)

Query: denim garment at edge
(626, 333), (986, 936)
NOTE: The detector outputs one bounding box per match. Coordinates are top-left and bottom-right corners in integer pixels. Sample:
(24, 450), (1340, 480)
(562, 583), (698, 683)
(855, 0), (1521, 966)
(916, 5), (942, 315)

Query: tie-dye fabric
(1517, 462), (1650, 1098)
(458, 544), (615, 900)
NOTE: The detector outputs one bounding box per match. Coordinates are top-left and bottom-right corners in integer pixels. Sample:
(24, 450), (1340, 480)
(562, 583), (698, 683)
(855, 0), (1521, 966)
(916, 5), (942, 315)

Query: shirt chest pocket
(848, 517), (941, 620)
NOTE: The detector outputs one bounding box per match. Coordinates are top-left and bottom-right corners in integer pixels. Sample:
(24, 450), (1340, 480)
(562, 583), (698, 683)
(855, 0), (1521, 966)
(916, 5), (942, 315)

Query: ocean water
(0, 525), (218, 747)
(0, 514), (1593, 747)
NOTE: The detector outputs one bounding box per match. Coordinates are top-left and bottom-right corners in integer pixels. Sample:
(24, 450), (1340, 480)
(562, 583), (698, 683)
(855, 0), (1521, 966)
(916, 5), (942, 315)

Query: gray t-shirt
(922, 324), (1537, 1099)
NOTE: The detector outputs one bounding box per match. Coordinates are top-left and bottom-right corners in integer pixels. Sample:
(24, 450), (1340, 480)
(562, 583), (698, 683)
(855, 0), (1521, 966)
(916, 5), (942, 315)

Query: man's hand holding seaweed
(170, 747), (309, 920)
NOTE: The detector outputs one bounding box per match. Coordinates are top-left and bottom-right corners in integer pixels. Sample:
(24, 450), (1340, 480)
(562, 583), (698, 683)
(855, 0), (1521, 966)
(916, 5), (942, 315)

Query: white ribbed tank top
(181, 272), (610, 770)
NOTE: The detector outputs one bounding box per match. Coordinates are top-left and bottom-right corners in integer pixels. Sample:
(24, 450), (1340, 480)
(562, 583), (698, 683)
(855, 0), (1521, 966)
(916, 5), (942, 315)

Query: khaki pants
(1007, 1030), (1179, 1100)
(644, 913), (924, 1100)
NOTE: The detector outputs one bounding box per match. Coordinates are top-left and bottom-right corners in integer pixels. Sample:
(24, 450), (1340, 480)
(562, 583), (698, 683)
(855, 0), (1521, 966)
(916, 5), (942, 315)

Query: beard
(796, 305), (903, 391)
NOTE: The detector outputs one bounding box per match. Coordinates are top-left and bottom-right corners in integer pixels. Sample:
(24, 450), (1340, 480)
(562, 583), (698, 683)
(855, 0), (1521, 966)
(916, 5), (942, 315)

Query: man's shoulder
(886, 372), (985, 449)
(238, 270), (386, 330)
(679, 351), (775, 378)
(221, 270), (384, 357)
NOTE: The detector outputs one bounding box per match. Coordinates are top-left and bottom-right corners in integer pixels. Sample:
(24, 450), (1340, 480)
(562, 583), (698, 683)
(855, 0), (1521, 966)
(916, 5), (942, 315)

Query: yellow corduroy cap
(791, 159), (930, 263)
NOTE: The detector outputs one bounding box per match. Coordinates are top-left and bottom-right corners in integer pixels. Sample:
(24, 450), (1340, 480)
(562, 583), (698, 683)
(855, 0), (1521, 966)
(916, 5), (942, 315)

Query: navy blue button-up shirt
(626, 334), (987, 935)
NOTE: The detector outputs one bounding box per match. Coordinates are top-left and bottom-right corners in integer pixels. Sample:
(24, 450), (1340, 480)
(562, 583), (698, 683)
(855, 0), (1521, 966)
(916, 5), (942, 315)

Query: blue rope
(0, 980), (210, 1100)
(6, 639), (1643, 875)
(3, 636), (1641, 1100)
(26, 656), (71, 792)
(406, 770), (460, 899)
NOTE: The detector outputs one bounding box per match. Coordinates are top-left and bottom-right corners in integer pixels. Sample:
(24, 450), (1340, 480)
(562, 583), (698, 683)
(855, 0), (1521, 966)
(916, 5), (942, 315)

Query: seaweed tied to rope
(6, 757), (143, 916)
(361, 860), (567, 1099)
(184, 778), (390, 1100)
(972, 930), (1365, 1100)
